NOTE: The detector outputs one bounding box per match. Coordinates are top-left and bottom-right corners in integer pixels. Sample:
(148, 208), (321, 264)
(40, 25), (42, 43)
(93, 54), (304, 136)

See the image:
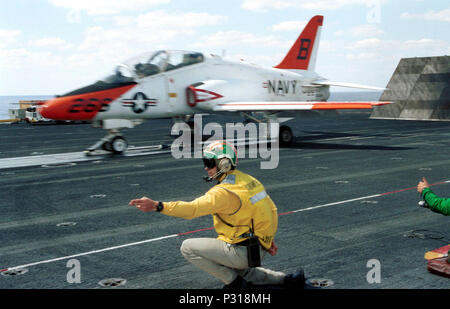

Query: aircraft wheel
(102, 141), (112, 151)
(279, 125), (293, 147)
(110, 136), (128, 154)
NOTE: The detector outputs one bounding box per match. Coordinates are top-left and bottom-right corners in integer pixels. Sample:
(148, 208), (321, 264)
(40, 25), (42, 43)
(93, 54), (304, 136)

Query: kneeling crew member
(129, 140), (304, 288)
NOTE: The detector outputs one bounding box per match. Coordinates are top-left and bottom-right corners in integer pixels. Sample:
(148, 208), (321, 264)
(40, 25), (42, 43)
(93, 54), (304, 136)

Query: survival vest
(213, 169), (278, 250)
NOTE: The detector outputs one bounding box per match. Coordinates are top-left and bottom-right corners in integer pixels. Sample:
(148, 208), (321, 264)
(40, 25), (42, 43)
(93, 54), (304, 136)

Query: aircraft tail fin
(274, 15), (323, 71)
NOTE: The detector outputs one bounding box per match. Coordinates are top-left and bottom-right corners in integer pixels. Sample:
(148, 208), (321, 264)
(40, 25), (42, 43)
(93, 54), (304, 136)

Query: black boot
(223, 276), (248, 289)
(284, 269), (305, 289)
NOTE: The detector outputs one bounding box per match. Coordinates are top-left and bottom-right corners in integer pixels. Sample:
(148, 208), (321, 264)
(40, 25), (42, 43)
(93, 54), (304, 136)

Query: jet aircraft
(39, 15), (390, 154)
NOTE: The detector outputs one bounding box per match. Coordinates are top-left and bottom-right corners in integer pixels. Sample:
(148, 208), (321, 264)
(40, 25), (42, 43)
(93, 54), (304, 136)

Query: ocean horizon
(0, 95), (55, 119)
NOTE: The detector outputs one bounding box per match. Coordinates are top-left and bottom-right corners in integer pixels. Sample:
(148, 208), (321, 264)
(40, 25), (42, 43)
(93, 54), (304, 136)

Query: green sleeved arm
(422, 188), (450, 216)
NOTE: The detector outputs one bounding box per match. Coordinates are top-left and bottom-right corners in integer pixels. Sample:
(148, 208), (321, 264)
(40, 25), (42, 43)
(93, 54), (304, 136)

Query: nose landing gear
(101, 135), (128, 154)
(85, 119), (142, 156)
(85, 130), (129, 155)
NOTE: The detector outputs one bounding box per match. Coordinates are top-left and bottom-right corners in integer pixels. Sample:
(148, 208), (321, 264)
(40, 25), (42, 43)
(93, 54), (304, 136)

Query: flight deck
(0, 111), (449, 293)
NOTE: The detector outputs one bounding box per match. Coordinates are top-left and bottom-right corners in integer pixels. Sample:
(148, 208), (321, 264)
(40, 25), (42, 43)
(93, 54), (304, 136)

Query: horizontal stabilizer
(213, 101), (391, 112)
(312, 80), (387, 91)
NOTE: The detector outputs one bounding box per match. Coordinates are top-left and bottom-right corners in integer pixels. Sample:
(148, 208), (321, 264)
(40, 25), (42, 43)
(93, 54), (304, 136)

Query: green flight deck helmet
(202, 141), (238, 181)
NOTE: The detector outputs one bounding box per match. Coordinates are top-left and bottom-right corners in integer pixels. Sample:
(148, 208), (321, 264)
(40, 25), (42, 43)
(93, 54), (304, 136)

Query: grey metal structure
(371, 56), (450, 121)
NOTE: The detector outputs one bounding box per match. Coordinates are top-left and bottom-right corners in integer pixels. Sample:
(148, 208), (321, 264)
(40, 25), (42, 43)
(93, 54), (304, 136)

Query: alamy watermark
(170, 114), (280, 169)
(366, 0), (381, 24)
(66, 258), (81, 284)
(366, 259), (381, 284)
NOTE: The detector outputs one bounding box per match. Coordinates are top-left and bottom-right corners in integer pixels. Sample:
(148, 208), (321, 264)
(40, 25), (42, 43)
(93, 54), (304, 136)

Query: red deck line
(2, 180), (449, 272)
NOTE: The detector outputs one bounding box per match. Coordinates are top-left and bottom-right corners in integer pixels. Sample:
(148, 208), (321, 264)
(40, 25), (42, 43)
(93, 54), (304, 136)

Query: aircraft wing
(311, 80), (387, 91)
(212, 101), (391, 112)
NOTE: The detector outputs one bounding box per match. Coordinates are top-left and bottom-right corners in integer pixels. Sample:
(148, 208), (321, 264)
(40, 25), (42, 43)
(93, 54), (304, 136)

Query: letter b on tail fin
(275, 15), (323, 71)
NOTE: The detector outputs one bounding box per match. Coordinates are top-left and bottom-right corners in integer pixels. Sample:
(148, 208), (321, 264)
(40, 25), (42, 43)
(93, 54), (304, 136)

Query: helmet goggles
(202, 158), (216, 169)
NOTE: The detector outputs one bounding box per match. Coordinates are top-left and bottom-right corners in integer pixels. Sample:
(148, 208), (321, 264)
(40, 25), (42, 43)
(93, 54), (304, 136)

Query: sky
(0, 0), (449, 95)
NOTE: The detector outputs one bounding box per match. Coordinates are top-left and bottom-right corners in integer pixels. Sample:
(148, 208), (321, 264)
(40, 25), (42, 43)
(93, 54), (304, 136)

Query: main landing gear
(242, 112), (294, 147)
(279, 125), (293, 147)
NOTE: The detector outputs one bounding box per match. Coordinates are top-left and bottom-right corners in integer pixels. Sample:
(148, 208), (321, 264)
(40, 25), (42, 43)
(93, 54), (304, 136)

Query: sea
(0, 95), (55, 120)
(0, 91), (382, 120)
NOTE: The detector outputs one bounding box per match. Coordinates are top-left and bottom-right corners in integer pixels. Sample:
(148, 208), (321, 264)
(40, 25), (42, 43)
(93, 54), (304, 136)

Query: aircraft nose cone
(38, 98), (70, 120)
(38, 83), (136, 121)
(38, 101), (55, 119)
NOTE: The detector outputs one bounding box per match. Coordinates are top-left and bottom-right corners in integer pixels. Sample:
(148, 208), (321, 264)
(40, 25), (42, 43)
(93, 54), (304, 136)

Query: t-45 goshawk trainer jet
(39, 15), (390, 154)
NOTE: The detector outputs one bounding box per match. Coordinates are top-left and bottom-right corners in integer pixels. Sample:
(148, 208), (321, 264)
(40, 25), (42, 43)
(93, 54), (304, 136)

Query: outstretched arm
(417, 177), (450, 216)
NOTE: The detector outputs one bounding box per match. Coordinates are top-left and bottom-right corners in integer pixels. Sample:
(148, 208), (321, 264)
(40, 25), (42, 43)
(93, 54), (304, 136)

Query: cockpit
(59, 50), (204, 97)
(102, 50), (204, 84)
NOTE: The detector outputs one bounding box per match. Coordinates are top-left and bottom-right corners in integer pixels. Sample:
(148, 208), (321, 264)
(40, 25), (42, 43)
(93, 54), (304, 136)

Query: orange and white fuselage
(39, 15), (390, 153)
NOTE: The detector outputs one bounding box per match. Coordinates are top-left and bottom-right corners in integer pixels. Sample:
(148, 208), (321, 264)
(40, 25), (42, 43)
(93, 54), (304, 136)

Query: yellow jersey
(161, 169), (278, 250)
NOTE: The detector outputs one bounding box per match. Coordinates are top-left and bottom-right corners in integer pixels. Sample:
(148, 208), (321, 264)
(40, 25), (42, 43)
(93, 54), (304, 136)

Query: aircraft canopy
(102, 50), (204, 83)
